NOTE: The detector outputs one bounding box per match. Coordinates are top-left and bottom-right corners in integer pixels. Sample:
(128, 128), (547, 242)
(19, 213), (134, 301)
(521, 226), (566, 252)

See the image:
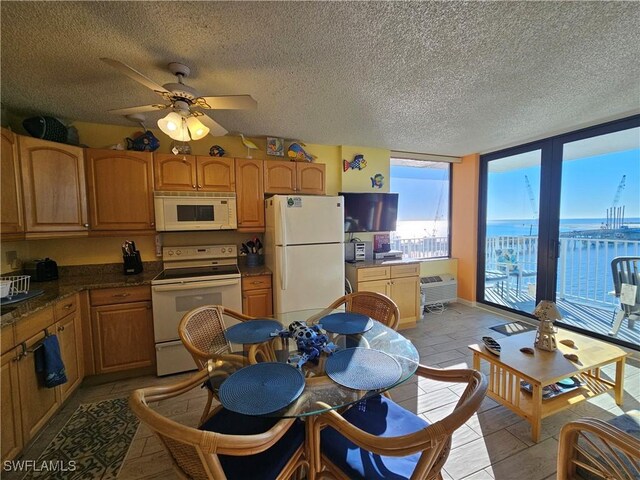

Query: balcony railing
(390, 236), (449, 259)
(485, 235), (640, 307)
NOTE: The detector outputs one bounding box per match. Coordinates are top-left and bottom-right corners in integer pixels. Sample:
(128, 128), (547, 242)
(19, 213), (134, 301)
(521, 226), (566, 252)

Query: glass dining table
(207, 308), (420, 418)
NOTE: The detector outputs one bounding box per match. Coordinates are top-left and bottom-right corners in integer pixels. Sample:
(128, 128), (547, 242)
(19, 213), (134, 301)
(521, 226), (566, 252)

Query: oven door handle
(152, 279), (239, 292)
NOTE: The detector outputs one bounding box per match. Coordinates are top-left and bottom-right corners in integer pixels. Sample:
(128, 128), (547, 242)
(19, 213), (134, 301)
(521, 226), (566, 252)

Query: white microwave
(154, 192), (237, 231)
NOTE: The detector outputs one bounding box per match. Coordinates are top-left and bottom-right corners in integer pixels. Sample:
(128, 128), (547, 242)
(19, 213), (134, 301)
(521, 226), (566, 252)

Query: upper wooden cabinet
(297, 163), (326, 195)
(235, 158), (265, 232)
(19, 136), (88, 234)
(86, 149), (155, 231)
(264, 160), (326, 194)
(154, 154), (235, 192)
(0, 128), (24, 239)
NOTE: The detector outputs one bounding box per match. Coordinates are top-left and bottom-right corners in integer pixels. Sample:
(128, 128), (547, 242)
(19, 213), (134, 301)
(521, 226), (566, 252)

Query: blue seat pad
(321, 395), (429, 480)
(200, 408), (304, 480)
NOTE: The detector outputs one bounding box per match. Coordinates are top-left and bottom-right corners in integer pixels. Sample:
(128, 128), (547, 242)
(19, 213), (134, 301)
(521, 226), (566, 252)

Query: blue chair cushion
(199, 409), (304, 480)
(321, 394), (430, 480)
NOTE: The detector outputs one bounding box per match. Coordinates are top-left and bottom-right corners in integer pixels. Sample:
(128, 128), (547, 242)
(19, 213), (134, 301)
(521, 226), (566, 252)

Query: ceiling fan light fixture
(186, 116), (209, 140)
(157, 111), (183, 135)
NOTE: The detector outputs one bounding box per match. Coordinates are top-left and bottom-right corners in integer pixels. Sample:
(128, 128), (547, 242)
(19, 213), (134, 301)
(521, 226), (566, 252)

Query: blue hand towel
(34, 335), (67, 388)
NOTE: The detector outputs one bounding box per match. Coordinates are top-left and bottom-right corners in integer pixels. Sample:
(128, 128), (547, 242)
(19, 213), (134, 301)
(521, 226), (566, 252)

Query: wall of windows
(390, 158), (451, 258)
(478, 115), (640, 350)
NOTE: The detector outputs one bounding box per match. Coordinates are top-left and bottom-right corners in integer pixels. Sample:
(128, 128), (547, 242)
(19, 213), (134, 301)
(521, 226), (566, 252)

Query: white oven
(154, 191), (237, 231)
(151, 245), (243, 376)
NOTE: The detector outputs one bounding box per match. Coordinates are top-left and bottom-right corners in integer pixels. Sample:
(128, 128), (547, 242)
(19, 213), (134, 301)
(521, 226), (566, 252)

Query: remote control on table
(482, 336), (501, 356)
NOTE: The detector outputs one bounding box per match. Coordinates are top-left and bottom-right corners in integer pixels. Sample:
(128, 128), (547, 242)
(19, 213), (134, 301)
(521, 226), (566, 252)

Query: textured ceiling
(1, 1), (639, 155)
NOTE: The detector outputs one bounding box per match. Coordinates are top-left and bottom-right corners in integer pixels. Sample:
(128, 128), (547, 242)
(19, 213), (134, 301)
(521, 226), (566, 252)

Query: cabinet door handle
(251, 281), (263, 285)
(192, 184), (197, 189)
(83, 223), (89, 228)
(198, 184), (202, 188)
(150, 222), (155, 226)
(58, 325), (65, 332)
(112, 293), (131, 298)
(63, 303), (73, 310)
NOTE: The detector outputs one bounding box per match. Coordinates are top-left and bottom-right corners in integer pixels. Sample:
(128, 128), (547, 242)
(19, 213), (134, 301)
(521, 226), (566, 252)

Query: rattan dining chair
(129, 364), (308, 480)
(178, 305), (253, 422)
(557, 417), (640, 480)
(327, 291), (400, 330)
(308, 365), (487, 480)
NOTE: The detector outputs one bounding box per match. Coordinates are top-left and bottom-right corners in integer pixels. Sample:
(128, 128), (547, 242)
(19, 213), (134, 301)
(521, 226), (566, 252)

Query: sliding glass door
(478, 115), (640, 350)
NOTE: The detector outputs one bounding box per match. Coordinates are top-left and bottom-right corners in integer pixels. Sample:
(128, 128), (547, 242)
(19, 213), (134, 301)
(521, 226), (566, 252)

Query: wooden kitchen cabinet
(1, 128), (24, 240)
(242, 275), (273, 317)
(17, 330), (60, 444)
(19, 136), (88, 235)
(86, 148), (155, 232)
(90, 286), (155, 374)
(154, 154), (235, 192)
(235, 158), (265, 232)
(1, 349), (23, 462)
(346, 263), (420, 329)
(55, 310), (83, 401)
(264, 160), (326, 195)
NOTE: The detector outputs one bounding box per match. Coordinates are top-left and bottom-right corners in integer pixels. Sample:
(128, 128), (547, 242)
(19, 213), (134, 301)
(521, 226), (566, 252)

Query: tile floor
(6, 303), (639, 480)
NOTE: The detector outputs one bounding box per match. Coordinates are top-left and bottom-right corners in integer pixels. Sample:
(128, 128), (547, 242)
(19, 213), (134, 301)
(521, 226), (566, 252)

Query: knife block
(123, 252), (143, 275)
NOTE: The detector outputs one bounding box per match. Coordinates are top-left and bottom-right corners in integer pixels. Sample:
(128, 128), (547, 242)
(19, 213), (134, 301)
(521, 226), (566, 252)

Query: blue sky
(487, 149), (640, 221)
(390, 165), (449, 221)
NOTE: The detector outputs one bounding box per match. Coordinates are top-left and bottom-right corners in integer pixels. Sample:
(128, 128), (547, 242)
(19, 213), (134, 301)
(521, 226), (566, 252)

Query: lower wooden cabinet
(90, 286), (155, 374)
(0, 294), (85, 462)
(56, 311), (83, 401)
(346, 263), (421, 329)
(1, 349), (23, 462)
(17, 330), (60, 444)
(242, 275), (273, 317)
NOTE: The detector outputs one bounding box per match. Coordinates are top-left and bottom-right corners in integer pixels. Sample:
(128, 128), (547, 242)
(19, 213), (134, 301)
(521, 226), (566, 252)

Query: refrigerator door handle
(281, 247), (288, 290)
(280, 199), (287, 247)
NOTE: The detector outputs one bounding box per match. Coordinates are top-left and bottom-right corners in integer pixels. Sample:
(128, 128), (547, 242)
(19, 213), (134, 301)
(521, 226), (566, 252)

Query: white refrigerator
(265, 195), (345, 314)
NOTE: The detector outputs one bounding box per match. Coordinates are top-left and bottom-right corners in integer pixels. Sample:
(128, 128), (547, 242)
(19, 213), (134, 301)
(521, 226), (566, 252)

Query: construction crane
(524, 175), (538, 218)
(524, 175), (538, 236)
(607, 175), (626, 229)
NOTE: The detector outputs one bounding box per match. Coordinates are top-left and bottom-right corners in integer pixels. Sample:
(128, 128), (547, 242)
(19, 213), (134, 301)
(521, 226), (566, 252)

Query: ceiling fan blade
(199, 114), (228, 137)
(198, 95), (257, 110)
(101, 58), (171, 96)
(107, 104), (167, 116)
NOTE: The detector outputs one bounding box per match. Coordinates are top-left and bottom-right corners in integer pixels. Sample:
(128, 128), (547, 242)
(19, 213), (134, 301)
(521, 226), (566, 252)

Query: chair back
(557, 417), (640, 480)
(179, 305), (231, 369)
(129, 366), (300, 480)
(328, 291), (400, 330)
(611, 256), (640, 315)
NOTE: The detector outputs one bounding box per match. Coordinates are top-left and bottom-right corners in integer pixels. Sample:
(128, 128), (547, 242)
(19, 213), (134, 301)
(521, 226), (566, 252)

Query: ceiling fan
(101, 58), (257, 140)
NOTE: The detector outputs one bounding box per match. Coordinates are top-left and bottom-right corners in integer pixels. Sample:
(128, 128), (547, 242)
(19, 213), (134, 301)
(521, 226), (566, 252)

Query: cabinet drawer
(14, 307), (54, 345)
(391, 264), (420, 278)
(1, 324), (15, 354)
(357, 267), (390, 282)
(53, 294), (78, 320)
(242, 275), (272, 291)
(90, 285), (151, 306)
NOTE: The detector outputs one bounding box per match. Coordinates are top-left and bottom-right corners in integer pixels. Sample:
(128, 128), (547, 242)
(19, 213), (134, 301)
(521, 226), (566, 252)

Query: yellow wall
(340, 146), (390, 193)
(451, 153), (480, 301)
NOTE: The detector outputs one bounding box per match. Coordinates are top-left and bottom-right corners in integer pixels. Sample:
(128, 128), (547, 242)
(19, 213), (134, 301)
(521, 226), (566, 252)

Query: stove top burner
(153, 265), (240, 283)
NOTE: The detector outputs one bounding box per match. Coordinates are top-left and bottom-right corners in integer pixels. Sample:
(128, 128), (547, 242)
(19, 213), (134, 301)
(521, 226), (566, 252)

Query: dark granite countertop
(344, 258), (421, 268)
(239, 265), (272, 277)
(1, 262), (162, 328)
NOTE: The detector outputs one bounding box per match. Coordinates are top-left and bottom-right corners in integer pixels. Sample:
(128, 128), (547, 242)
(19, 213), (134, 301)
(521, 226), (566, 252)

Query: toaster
(24, 258), (59, 282)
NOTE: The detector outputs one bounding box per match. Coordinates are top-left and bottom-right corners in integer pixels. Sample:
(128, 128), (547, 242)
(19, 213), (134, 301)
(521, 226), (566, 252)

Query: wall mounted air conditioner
(420, 274), (457, 307)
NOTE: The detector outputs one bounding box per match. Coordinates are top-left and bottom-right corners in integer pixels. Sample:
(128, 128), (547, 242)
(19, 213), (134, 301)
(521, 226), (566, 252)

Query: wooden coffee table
(468, 329), (628, 442)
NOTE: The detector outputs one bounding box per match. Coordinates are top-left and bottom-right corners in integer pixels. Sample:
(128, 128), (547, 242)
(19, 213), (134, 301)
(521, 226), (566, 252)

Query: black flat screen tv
(340, 192), (399, 232)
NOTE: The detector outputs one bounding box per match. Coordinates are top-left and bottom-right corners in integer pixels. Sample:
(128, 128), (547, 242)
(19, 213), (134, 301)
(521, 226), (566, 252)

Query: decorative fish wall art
(371, 173), (384, 188)
(209, 145), (226, 157)
(343, 154), (367, 172)
(126, 130), (160, 152)
(288, 142), (316, 162)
